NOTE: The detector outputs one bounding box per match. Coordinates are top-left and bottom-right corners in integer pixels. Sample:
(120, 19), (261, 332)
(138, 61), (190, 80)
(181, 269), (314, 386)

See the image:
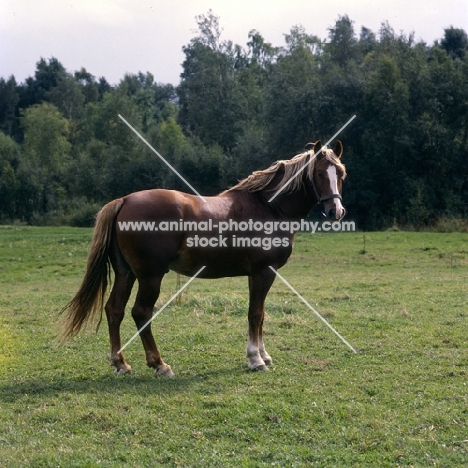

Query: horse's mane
(226, 145), (346, 194)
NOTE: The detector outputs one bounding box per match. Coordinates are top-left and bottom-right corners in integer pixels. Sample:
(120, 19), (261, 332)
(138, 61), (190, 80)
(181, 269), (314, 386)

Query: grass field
(0, 226), (467, 467)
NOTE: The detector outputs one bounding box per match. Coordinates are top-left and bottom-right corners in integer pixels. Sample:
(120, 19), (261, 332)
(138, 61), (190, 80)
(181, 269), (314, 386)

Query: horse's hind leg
(105, 235), (136, 374)
(131, 275), (174, 377)
(105, 272), (135, 374)
(247, 267), (276, 371)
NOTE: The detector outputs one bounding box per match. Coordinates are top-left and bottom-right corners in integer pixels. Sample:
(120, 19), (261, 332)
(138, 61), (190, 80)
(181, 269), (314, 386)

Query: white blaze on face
(326, 165), (344, 219)
(326, 165), (339, 193)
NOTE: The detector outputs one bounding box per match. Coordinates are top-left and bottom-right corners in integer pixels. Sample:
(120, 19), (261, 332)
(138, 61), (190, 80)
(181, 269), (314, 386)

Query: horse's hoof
(262, 357), (273, 366)
(114, 364), (132, 375)
(250, 364), (269, 372)
(155, 364), (175, 378)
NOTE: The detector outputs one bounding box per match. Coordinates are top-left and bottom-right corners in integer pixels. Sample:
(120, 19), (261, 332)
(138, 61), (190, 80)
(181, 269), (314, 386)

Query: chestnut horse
(61, 140), (347, 376)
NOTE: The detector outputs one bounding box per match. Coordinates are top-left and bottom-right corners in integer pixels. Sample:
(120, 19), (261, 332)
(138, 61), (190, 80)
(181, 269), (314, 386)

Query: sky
(1, 0), (467, 86)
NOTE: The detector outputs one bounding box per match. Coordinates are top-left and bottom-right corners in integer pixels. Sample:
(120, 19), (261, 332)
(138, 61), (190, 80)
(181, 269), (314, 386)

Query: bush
(67, 202), (101, 227)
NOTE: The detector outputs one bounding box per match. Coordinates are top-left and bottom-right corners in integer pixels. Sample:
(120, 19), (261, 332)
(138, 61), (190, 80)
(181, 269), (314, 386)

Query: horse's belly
(168, 247), (251, 278)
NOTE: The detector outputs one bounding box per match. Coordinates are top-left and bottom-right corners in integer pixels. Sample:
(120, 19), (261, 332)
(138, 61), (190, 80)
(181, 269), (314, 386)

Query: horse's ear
(313, 140), (324, 158)
(333, 140), (343, 159)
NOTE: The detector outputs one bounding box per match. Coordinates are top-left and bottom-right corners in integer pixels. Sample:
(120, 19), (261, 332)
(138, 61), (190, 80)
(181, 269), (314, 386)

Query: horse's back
(119, 189), (193, 221)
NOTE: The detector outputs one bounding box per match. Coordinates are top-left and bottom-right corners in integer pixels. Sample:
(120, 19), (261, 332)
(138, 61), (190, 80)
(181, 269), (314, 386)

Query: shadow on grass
(0, 365), (249, 403)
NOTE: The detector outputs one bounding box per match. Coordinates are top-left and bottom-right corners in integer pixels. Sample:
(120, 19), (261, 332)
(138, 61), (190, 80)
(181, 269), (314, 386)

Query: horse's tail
(60, 198), (124, 341)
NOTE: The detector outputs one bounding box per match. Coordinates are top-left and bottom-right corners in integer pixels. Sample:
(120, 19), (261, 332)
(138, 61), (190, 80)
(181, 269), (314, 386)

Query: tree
(441, 27), (468, 59)
(117, 72), (177, 131)
(359, 26), (377, 56)
(361, 55), (411, 225)
(0, 77), (19, 136)
(19, 57), (67, 109)
(74, 68), (100, 104)
(83, 89), (141, 150)
(247, 30), (278, 69)
(47, 73), (86, 121)
(21, 103), (71, 176)
(178, 11), (245, 151)
(194, 9), (223, 51)
(264, 25), (322, 157)
(0, 132), (20, 220)
(325, 15), (359, 67)
(20, 103), (71, 216)
(174, 142), (227, 195)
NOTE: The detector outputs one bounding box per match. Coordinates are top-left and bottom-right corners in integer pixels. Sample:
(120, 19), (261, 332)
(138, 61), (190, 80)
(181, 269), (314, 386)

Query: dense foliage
(1, 13), (467, 229)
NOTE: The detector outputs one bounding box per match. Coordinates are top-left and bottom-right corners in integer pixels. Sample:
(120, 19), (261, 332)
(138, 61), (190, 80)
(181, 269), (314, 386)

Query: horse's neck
(267, 189), (317, 219)
(222, 189), (317, 220)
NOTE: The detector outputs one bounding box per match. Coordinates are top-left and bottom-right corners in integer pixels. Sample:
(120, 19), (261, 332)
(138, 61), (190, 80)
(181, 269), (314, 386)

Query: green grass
(0, 226), (467, 467)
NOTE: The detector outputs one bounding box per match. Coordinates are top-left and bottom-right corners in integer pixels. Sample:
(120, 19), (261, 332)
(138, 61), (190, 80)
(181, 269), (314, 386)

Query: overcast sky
(2, 0), (467, 85)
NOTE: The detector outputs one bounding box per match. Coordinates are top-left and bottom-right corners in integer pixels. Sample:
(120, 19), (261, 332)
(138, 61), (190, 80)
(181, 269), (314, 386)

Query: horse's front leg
(247, 267), (276, 371)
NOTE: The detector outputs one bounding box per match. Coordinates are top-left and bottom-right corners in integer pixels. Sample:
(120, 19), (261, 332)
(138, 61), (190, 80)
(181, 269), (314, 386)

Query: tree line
(0, 13), (467, 229)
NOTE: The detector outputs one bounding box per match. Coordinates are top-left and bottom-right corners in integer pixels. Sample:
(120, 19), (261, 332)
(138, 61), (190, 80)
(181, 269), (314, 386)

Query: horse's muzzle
(322, 206), (346, 221)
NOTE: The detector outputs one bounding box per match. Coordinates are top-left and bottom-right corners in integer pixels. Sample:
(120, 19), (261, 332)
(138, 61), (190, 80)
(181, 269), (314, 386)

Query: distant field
(0, 226), (467, 467)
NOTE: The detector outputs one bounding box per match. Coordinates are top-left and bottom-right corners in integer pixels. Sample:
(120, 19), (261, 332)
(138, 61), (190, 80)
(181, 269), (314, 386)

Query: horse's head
(311, 140), (346, 220)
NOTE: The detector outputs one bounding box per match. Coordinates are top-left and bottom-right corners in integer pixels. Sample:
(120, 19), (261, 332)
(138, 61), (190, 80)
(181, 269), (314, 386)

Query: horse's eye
(317, 172), (324, 179)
